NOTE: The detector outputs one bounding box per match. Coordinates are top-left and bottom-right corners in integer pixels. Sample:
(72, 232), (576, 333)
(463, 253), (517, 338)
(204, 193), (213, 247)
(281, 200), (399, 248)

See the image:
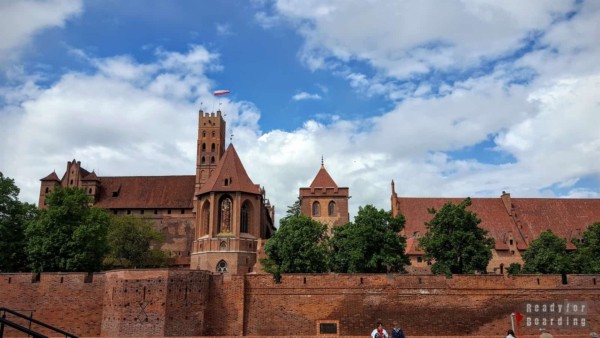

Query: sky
(1, 0), (599, 224)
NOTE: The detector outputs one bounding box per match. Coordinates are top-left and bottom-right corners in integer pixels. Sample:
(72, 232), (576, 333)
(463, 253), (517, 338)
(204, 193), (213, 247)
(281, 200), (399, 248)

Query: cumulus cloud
(0, 0), (82, 67)
(292, 91), (322, 101)
(2, 0), (600, 226)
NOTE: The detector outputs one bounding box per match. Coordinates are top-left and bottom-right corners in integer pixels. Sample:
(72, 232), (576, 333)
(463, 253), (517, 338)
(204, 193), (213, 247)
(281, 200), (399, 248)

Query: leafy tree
(522, 230), (572, 274)
(0, 172), (38, 272)
(26, 187), (111, 272)
(507, 262), (522, 275)
(572, 222), (600, 273)
(329, 205), (409, 273)
(262, 215), (329, 275)
(105, 215), (167, 268)
(419, 198), (494, 276)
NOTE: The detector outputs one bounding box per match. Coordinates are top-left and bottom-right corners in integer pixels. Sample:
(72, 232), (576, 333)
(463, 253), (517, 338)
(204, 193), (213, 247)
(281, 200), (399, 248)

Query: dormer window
(224, 178), (229, 186)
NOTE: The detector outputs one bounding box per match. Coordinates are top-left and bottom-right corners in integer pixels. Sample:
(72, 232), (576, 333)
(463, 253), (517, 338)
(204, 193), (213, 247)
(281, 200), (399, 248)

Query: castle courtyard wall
(1, 271), (599, 337)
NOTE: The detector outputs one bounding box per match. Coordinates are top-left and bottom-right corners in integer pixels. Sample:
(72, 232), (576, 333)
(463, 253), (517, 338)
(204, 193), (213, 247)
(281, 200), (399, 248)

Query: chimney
(501, 191), (512, 216)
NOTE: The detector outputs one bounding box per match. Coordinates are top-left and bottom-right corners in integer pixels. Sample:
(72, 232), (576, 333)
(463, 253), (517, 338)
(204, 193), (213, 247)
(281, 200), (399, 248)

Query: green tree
(419, 198), (494, 276)
(572, 222), (600, 273)
(26, 187), (111, 272)
(507, 262), (522, 275)
(522, 230), (573, 274)
(262, 215), (329, 275)
(0, 172), (38, 272)
(105, 215), (167, 268)
(284, 197), (301, 219)
(329, 205), (409, 273)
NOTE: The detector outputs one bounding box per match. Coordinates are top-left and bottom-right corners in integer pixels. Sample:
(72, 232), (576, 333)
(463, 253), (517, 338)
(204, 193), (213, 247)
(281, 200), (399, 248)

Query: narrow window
(328, 201), (335, 216)
(127, 210), (131, 215)
(212, 131), (215, 137)
(180, 209), (185, 214)
(45, 187), (49, 193)
(141, 210), (145, 215)
(202, 143), (206, 151)
(202, 202), (210, 235)
(202, 131), (206, 137)
(224, 178), (229, 186)
(154, 209), (158, 215)
(241, 203), (249, 233)
(168, 209), (172, 214)
(211, 156), (215, 164)
(88, 188), (92, 194)
(201, 156), (206, 164)
(312, 202), (320, 216)
(211, 143), (216, 151)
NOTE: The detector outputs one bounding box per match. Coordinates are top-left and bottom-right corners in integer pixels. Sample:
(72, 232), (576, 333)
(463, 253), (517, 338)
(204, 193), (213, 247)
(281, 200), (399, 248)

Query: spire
(321, 155), (324, 167)
(309, 163), (338, 188)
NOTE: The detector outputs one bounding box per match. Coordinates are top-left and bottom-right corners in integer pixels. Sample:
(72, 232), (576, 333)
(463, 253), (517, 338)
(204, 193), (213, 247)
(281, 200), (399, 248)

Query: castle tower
(191, 143), (275, 275)
(299, 160), (350, 233)
(195, 110), (226, 193)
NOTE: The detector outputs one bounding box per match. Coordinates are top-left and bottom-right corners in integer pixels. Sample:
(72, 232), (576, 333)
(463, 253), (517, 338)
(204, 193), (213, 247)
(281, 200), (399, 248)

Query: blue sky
(1, 0), (599, 223)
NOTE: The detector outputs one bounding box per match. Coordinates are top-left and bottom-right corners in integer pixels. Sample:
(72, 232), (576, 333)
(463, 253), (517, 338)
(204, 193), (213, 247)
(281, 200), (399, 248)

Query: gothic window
(45, 187), (49, 193)
(211, 156), (215, 164)
(219, 197), (232, 233)
(313, 201), (320, 216)
(328, 201), (335, 216)
(241, 202), (250, 233)
(216, 260), (228, 272)
(201, 156), (206, 164)
(211, 143), (216, 151)
(202, 143), (206, 151)
(202, 202), (210, 235)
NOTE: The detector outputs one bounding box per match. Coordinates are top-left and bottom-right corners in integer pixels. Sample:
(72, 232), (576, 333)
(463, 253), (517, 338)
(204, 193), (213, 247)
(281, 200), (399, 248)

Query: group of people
(370, 321), (405, 338)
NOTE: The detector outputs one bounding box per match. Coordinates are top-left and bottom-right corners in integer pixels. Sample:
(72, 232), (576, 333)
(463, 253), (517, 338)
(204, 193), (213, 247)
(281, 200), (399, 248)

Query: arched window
(201, 156), (206, 164)
(241, 202), (250, 233)
(328, 201), (335, 216)
(202, 201), (210, 235)
(202, 131), (206, 137)
(211, 143), (216, 151)
(45, 187), (49, 193)
(312, 202), (320, 216)
(202, 143), (206, 151)
(219, 197), (232, 233)
(216, 260), (228, 272)
(212, 131), (215, 137)
(211, 156), (215, 164)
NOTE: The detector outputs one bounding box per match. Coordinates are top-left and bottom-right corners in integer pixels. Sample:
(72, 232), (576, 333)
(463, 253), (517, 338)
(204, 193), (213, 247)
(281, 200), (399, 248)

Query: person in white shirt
(371, 322), (389, 338)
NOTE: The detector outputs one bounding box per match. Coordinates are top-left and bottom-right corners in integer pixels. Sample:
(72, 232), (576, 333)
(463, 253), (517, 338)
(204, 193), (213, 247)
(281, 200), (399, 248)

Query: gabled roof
(40, 171), (60, 181)
(395, 196), (600, 252)
(94, 175), (195, 209)
(82, 171), (99, 181)
(197, 144), (261, 195)
(309, 164), (338, 188)
(397, 198), (517, 251)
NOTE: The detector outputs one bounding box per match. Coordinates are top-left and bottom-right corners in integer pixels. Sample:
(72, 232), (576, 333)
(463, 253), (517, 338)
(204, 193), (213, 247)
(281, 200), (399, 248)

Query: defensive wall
(1, 270), (599, 337)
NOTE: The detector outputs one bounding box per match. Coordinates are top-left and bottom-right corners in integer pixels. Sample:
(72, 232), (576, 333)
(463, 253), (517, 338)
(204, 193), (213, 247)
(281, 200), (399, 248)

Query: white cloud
(216, 23), (233, 36)
(0, 0), (82, 67)
(292, 91), (322, 101)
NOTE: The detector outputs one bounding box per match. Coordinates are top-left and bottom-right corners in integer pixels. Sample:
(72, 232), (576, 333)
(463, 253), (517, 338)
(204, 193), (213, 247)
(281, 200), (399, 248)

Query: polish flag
(213, 90), (230, 96)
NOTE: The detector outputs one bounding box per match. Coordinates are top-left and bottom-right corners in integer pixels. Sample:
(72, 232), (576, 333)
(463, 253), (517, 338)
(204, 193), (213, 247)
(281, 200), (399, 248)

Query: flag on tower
(213, 90), (230, 96)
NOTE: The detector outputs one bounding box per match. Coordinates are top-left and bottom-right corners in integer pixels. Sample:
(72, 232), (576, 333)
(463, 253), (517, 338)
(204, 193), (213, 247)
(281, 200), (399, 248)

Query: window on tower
(211, 143), (216, 151)
(313, 202), (320, 216)
(241, 202), (250, 233)
(202, 143), (206, 151)
(328, 201), (335, 216)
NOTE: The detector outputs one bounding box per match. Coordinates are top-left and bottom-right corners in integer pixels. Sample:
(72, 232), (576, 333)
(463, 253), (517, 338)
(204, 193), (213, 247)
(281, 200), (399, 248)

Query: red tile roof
(405, 236), (425, 255)
(94, 175), (195, 209)
(82, 171), (99, 181)
(395, 196), (600, 252)
(40, 171), (60, 181)
(197, 144), (261, 195)
(511, 198), (600, 250)
(309, 165), (338, 188)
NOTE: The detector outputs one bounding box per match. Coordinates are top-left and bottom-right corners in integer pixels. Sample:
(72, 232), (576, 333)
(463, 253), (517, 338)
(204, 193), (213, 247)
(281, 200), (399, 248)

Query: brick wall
(1, 271), (599, 337)
(242, 274), (600, 337)
(0, 272), (105, 337)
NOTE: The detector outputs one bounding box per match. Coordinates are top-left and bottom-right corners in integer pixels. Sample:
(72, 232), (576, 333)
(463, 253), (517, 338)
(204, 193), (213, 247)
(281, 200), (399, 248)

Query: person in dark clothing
(391, 320), (405, 338)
